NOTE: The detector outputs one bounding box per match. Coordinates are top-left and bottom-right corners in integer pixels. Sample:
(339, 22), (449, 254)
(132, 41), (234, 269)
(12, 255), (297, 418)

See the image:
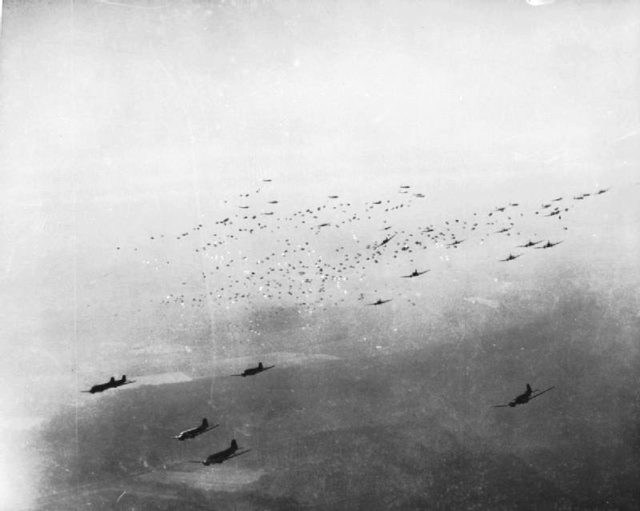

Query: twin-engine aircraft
(82, 375), (135, 394)
(190, 439), (251, 466)
(493, 384), (555, 408)
(232, 362), (275, 377)
(401, 269), (430, 278)
(172, 418), (219, 441)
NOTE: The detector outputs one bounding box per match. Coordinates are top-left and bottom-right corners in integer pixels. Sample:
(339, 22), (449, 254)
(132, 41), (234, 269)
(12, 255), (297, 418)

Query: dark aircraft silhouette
(401, 269), (430, 278)
(535, 240), (563, 249)
(375, 234), (396, 248)
(499, 253), (522, 262)
(232, 362), (275, 377)
(82, 375), (135, 394)
(173, 418), (219, 441)
(493, 384), (555, 408)
(190, 439), (251, 465)
(367, 298), (392, 306)
(517, 240), (542, 248)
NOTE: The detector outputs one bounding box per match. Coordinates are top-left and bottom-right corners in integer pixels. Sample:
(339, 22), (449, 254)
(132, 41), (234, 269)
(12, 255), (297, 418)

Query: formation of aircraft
(172, 418), (219, 441)
(82, 375), (135, 394)
(493, 384), (556, 408)
(89, 178), (615, 475)
(232, 361), (275, 377)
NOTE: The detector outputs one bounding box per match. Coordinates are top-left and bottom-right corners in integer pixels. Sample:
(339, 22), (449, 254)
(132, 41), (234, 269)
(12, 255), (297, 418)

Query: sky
(1, 0), (639, 509)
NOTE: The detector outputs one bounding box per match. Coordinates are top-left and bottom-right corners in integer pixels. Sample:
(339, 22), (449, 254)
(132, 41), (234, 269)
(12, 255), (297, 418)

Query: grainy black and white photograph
(1, 0), (639, 509)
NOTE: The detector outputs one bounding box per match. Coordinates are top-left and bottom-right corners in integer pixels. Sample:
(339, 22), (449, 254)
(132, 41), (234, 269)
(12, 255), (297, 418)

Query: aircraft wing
(529, 386), (555, 400)
(227, 449), (252, 461)
(491, 404), (510, 408)
(199, 424), (220, 435)
(262, 365), (275, 372)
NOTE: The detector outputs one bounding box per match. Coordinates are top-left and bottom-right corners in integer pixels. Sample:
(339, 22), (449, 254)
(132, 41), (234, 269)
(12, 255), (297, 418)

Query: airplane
(173, 418), (219, 441)
(232, 362), (275, 377)
(82, 375), (135, 394)
(493, 384), (555, 408)
(535, 240), (563, 249)
(190, 439), (251, 465)
(367, 298), (392, 306)
(499, 253), (522, 262)
(375, 234), (396, 248)
(517, 240), (542, 248)
(401, 269), (430, 278)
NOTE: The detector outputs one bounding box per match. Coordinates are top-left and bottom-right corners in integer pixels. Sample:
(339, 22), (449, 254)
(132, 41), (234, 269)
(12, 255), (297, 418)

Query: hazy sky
(1, 0), (639, 508)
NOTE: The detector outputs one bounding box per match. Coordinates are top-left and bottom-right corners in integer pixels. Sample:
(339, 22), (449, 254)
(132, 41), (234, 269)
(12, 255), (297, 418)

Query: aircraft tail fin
(258, 362), (263, 369)
(526, 383), (532, 393)
(231, 439), (238, 450)
(202, 418), (208, 428)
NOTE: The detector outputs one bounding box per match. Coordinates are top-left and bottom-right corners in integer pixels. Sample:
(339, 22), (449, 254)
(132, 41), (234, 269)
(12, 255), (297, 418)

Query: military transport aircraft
(517, 240), (542, 248)
(172, 418), (219, 441)
(367, 298), (392, 306)
(401, 269), (430, 278)
(82, 375), (135, 394)
(232, 362), (275, 377)
(534, 240), (563, 249)
(499, 253), (522, 262)
(190, 439), (251, 465)
(493, 384), (555, 408)
(375, 234), (396, 249)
